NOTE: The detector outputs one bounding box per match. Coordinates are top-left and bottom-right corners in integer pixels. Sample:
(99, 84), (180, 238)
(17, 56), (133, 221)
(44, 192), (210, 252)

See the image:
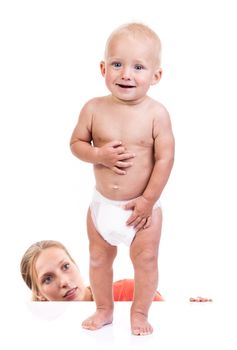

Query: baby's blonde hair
(20, 240), (76, 301)
(104, 22), (162, 65)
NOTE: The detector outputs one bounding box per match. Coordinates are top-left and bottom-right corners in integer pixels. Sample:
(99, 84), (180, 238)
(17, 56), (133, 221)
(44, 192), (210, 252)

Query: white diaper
(90, 189), (161, 246)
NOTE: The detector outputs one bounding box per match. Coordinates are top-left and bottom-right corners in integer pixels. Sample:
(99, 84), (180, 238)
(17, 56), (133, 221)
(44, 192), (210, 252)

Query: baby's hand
(124, 196), (153, 231)
(97, 141), (135, 175)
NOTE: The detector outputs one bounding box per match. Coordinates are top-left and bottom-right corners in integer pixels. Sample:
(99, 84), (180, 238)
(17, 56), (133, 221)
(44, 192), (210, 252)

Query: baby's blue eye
(112, 62), (122, 68)
(63, 263), (70, 271)
(134, 64), (144, 70)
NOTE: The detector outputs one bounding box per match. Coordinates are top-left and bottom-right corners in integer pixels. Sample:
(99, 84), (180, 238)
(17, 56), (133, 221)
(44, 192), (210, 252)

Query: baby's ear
(100, 61), (106, 77)
(151, 68), (162, 85)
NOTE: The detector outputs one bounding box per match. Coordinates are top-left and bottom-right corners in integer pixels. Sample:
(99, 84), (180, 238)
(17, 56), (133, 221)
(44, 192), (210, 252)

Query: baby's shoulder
(83, 96), (109, 109)
(149, 98), (170, 120)
(79, 97), (106, 118)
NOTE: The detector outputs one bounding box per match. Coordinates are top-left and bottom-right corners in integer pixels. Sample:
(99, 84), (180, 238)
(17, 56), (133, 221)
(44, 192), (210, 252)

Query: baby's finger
(124, 200), (135, 211)
(143, 216), (152, 229)
(115, 161), (133, 168)
(131, 216), (143, 228)
(126, 212), (137, 225)
(118, 153), (136, 161)
(115, 146), (126, 154)
(135, 218), (147, 232)
(109, 140), (122, 148)
(111, 166), (126, 175)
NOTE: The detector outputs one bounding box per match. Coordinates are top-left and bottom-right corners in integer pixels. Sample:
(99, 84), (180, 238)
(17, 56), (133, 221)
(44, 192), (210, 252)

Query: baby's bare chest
(92, 109), (154, 146)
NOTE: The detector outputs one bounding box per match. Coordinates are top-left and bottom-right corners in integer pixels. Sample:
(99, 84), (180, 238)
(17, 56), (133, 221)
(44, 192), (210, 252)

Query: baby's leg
(82, 208), (117, 331)
(129, 207), (162, 335)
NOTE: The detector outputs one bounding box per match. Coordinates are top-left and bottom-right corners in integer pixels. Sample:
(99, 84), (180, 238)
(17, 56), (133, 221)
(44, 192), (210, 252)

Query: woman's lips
(63, 287), (78, 300)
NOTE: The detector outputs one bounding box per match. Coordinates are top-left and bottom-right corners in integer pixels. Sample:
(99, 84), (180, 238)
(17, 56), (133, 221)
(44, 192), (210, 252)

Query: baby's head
(21, 240), (82, 301)
(101, 23), (162, 102)
(104, 23), (162, 67)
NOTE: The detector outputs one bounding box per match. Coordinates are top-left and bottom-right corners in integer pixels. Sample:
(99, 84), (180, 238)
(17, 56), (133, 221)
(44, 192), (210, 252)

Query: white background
(1, 0), (237, 346)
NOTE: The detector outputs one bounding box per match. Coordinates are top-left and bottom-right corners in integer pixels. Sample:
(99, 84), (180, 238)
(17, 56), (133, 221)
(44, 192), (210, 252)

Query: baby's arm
(125, 105), (175, 230)
(142, 105), (175, 204)
(70, 101), (135, 174)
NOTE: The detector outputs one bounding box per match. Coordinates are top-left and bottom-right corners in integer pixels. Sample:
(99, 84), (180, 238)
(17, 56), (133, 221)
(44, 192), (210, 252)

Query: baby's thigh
(130, 208), (162, 257)
(87, 208), (117, 261)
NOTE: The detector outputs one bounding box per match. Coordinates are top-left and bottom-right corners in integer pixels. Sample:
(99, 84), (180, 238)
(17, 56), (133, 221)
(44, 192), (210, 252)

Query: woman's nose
(60, 277), (70, 288)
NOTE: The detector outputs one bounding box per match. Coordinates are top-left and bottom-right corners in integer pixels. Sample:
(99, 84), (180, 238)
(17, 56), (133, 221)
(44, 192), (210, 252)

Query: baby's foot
(131, 311), (153, 336)
(82, 309), (113, 331)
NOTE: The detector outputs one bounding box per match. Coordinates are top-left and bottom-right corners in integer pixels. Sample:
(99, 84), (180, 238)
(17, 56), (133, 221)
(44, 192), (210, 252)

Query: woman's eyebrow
(38, 259), (66, 279)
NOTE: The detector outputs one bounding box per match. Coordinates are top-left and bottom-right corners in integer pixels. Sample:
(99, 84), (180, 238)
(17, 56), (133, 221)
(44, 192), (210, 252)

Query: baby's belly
(94, 154), (154, 200)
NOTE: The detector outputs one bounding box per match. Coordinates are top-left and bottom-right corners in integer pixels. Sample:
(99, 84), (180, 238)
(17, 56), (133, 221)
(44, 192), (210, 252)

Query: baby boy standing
(70, 23), (175, 335)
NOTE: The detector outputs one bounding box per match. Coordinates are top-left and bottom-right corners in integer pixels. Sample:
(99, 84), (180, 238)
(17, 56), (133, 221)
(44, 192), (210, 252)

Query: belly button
(112, 185), (119, 190)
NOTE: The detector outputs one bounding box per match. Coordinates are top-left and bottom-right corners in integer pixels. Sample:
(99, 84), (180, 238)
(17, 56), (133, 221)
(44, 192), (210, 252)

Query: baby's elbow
(166, 155), (175, 172)
(157, 156), (174, 170)
(70, 138), (79, 156)
(70, 138), (76, 147)
(169, 155), (175, 167)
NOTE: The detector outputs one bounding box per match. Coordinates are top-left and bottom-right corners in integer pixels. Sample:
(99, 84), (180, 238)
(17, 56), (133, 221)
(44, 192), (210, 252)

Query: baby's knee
(90, 246), (116, 268)
(131, 248), (157, 270)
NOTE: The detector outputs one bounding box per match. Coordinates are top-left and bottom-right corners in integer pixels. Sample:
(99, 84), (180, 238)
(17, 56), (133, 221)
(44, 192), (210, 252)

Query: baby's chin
(112, 93), (145, 105)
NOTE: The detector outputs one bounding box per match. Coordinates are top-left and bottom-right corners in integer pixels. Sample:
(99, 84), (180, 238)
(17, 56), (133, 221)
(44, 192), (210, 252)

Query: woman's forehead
(35, 247), (69, 276)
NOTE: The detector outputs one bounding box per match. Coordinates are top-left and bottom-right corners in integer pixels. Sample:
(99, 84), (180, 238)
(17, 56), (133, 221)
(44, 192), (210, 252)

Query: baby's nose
(121, 67), (131, 80)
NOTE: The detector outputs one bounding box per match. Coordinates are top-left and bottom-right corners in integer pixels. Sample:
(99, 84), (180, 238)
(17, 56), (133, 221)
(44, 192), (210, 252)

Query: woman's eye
(43, 276), (53, 284)
(112, 62), (122, 68)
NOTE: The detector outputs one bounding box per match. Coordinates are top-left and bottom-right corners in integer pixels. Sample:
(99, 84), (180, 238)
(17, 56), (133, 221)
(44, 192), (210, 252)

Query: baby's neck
(110, 94), (148, 106)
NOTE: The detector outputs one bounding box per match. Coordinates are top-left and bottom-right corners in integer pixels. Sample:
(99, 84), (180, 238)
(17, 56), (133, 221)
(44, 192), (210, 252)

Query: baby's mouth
(116, 83), (136, 88)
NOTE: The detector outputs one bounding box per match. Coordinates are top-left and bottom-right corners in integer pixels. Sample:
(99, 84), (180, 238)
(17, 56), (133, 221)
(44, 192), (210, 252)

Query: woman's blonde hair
(20, 240), (76, 301)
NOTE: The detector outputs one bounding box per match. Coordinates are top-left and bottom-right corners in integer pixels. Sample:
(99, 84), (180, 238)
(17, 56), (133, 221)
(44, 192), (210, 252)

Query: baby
(70, 22), (175, 335)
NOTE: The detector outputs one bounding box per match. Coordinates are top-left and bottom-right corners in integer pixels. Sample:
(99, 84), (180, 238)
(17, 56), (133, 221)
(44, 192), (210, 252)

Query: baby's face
(101, 34), (162, 103)
(35, 247), (85, 301)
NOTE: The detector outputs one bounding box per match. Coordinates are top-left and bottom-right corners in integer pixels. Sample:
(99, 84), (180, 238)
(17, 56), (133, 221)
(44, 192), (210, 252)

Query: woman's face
(35, 247), (86, 301)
